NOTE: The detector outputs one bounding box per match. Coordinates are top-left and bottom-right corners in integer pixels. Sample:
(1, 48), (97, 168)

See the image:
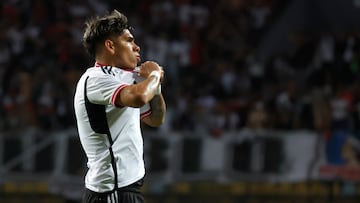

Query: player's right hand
(139, 61), (164, 81)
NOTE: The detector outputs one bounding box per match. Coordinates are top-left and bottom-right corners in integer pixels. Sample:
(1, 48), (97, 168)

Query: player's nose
(134, 43), (140, 52)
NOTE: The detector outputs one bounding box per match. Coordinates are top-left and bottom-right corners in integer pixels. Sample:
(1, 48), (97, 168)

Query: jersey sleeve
(140, 103), (151, 119)
(86, 74), (128, 106)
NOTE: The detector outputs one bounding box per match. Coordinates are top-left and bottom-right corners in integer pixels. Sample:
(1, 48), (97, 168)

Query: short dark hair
(83, 10), (130, 56)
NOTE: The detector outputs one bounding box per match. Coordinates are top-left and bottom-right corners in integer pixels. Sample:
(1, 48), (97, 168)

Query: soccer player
(74, 10), (166, 203)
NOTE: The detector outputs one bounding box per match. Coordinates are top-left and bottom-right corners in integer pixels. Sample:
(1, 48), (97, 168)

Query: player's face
(112, 29), (141, 69)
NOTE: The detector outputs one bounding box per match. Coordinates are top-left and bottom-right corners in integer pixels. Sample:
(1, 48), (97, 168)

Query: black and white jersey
(74, 63), (151, 193)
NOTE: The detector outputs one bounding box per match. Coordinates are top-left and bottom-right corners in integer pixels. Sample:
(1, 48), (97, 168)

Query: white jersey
(74, 63), (151, 193)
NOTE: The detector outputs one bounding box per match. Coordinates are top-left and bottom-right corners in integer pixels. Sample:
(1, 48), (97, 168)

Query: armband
(149, 71), (161, 81)
(155, 84), (162, 95)
(149, 71), (161, 95)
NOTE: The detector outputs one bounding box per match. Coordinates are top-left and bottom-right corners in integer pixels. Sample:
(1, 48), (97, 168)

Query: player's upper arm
(116, 85), (147, 107)
(114, 77), (157, 108)
(139, 103), (158, 127)
(141, 116), (161, 127)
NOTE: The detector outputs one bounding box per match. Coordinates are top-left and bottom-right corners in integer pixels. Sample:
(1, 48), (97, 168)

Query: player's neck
(95, 52), (116, 67)
(95, 60), (134, 72)
(95, 55), (135, 70)
(95, 57), (113, 67)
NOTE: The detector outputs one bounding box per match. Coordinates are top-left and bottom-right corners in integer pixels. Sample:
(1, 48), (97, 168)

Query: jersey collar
(95, 62), (135, 72)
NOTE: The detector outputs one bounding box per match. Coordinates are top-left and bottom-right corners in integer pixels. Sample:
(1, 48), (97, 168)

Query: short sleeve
(140, 103), (151, 119)
(86, 74), (128, 106)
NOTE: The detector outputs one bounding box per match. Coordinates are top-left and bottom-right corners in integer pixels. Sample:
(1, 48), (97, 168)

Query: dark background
(1, 0), (360, 202)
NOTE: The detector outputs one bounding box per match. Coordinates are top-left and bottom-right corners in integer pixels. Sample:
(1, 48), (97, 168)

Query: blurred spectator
(331, 83), (353, 130)
(342, 139), (360, 167)
(246, 101), (268, 130)
(0, 0), (359, 138)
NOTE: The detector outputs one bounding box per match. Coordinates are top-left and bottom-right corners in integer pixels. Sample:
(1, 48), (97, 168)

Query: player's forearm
(134, 71), (161, 105)
(148, 94), (166, 126)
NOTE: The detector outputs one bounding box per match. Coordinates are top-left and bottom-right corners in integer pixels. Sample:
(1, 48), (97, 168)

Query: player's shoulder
(87, 66), (113, 75)
(84, 66), (137, 82)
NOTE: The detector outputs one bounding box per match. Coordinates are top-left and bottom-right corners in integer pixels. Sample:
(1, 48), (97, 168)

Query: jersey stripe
(100, 66), (107, 74)
(140, 109), (151, 119)
(111, 84), (128, 107)
(84, 76), (119, 191)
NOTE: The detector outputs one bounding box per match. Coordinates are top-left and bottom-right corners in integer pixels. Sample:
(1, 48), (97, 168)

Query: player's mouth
(136, 56), (141, 63)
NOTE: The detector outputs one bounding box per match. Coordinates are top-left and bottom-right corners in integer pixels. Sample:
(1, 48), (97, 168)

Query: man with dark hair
(74, 10), (166, 203)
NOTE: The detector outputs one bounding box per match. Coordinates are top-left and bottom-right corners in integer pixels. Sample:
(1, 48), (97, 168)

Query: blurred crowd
(0, 0), (359, 137)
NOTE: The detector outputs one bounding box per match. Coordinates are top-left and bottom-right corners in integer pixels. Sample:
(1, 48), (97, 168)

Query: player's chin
(128, 62), (138, 69)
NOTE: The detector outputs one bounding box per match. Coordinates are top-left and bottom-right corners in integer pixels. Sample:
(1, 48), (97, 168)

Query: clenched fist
(138, 61), (164, 82)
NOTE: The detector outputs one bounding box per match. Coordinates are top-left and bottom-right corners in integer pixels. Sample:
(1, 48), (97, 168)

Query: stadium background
(1, 0), (360, 202)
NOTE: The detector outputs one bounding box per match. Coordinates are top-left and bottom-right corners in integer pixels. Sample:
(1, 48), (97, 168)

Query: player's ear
(104, 39), (115, 54)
